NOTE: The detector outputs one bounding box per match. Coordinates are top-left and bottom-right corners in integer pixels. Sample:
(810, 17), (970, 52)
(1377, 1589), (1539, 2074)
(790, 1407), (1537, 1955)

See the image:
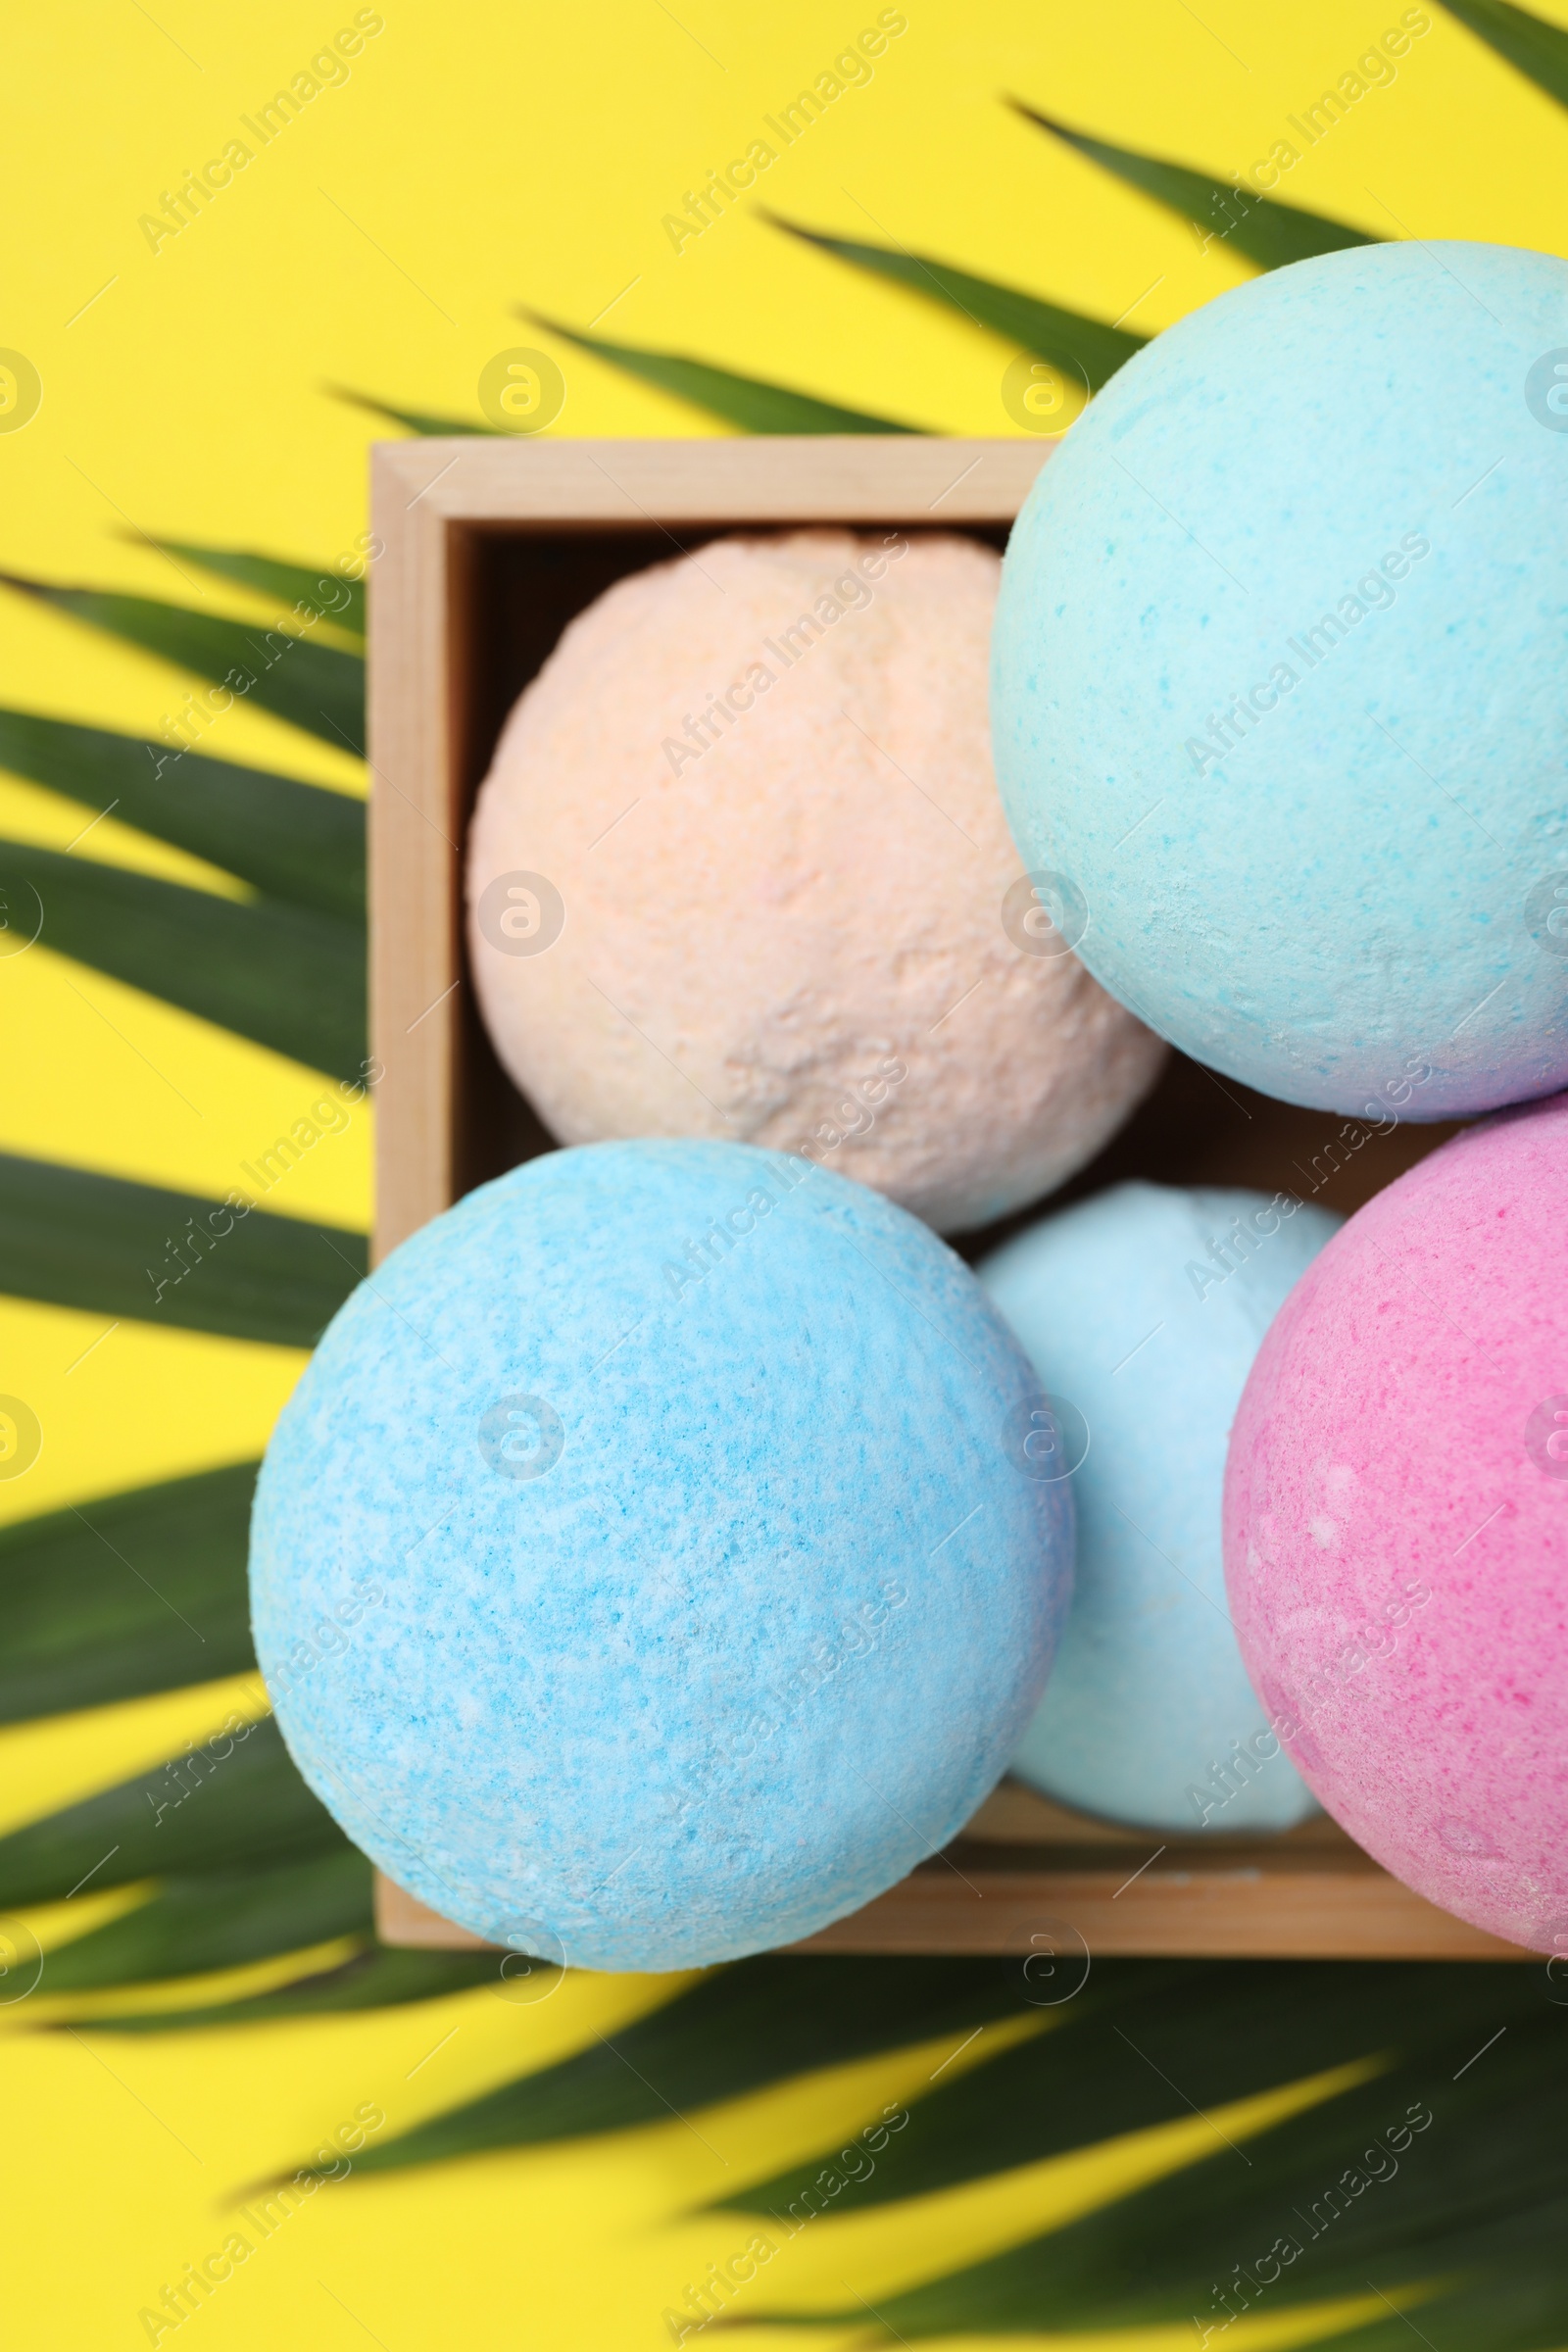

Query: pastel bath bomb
(981, 1182), (1336, 1832)
(467, 529), (1164, 1233)
(249, 1140), (1071, 1971)
(992, 241), (1568, 1119)
(1225, 1094), (1568, 1951)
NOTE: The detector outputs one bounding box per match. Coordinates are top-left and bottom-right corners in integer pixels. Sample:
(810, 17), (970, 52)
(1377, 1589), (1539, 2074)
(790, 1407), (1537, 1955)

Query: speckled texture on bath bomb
(467, 530), (1164, 1233)
(249, 1140), (1071, 1971)
(992, 242), (1568, 1119)
(1225, 1095), (1568, 1952)
(980, 1182), (1336, 1832)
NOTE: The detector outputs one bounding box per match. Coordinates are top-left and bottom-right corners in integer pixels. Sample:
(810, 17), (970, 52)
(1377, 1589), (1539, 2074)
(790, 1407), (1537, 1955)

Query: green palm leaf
(520, 312), (922, 434)
(80, 1945), (506, 2032)
(777, 2008), (1563, 2341)
(0, 576), (364, 755)
(765, 219), (1146, 388)
(0, 1462), (257, 1722)
(343, 1955), (1048, 2179)
(0, 1153), (365, 1346)
(1320, 2215), (1568, 2352)
(150, 544), (367, 642)
(721, 1960), (1541, 2216)
(42, 1852), (371, 1992)
(906, 2041), (1560, 2332)
(1440, 0), (1568, 107)
(330, 385), (500, 437)
(808, 2190), (1562, 2350)
(0, 1714), (345, 1909)
(0, 840), (365, 1079)
(0, 709), (364, 921)
(1008, 101), (1379, 268)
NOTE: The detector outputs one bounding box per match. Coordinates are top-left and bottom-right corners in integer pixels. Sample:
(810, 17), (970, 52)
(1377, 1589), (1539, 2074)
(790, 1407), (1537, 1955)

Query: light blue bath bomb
(250, 1140), (1070, 1971)
(992, 242), (1568, 1119)
(979, 1181), (1338, 1833)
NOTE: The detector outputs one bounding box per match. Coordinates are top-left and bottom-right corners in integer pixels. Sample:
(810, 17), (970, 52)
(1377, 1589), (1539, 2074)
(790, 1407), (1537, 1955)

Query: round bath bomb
(992, 241), (1568, 1120)
(249, 1140), (1071, 1971)
(981, 1182), (1336, 1832)
(1225, 1094), (1568, 1951)
(467, 529), (1164, 1233)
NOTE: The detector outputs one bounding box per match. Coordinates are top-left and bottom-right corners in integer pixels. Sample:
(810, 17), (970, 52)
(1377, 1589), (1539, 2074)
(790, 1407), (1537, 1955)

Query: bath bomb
(981, 1182), (1336, 1832)
(249, 1140), (1071, 1971)
(992, 241), (1568, 1120)
(467, 529), (1164, 1233)
(1225, 1093), (1568, 1952)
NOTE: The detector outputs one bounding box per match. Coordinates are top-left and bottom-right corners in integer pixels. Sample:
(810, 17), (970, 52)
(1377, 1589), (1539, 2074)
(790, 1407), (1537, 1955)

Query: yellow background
(2, 2), (1563, 2342)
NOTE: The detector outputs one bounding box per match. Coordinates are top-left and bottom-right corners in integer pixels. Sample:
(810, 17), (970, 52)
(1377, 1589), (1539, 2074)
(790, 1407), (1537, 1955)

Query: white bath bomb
(467, 530), (1164, 1232)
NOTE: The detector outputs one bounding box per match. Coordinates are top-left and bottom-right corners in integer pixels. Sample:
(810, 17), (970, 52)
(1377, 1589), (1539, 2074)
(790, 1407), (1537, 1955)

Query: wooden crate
(374, 1781), (1527, 1961)
(367, 435), (1529, 1964)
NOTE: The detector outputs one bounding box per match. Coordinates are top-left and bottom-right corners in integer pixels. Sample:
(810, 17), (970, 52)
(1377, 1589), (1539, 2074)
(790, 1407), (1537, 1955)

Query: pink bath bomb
(467, 530), (1163, 1232)
(1224, 1095), (1568, 1952)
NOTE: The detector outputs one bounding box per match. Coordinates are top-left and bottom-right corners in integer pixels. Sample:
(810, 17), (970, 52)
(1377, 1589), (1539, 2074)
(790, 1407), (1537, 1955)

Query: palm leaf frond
(766, 218), (1145, 388)
(0, 1153), (365, 1346)
(520, 312), (923, 434)
(0, 1715), (345, 1910)
(0, 840), (365, 1079)
(0, 576), (364, 755)
(79, 1944), (504, 2032)
(0, 1462), (257, 1722)
(935, 2045), (1557, 2340)
(1009, 100), (1380, 268)
(1440, 0), (1568, 108)
(774, 2008), (1562, 2342)
(148, 544), (367, 642)
(721, 1960), (1543, 2215)
(41, 1852), (371, 1992)
(0, 709), (364, 921)
(329, 384), (501, 437)
(345, 1955), (1047, 2178)
(1319, 2222), (1568, 2352)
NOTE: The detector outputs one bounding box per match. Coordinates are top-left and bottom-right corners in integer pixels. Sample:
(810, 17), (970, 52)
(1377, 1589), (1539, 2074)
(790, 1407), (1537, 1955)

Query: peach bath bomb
(981, 1181), (1336, 1833)
(992, 241), (1568, 1120)
(249, 1140), (1071, 1972)
(1225, 1094), (1568, 1952)
(467, 530), (1164, 1233)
